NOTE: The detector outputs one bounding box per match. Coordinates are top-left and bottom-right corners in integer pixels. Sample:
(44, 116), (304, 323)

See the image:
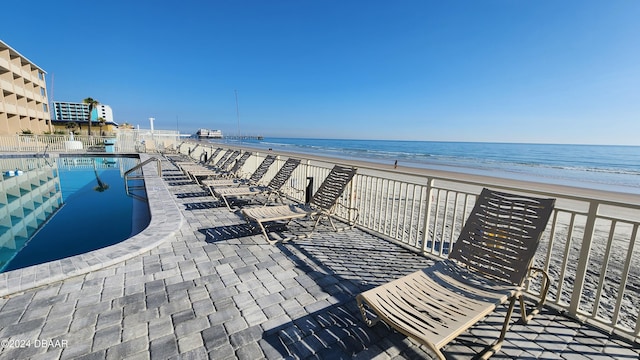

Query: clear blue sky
(3, 1), (639, 144)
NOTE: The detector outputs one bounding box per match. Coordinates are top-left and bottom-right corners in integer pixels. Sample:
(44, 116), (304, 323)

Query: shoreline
(191, 139), (640, 206)
(207, 138), (640, 196)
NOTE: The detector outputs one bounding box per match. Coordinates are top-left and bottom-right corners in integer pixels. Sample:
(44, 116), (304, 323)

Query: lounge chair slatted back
(212, 149), (234, 168)
(211, 158), (300, 211)
(203, 155), (277, 190)
(249, 155), (276, 183)
(310, 165), (357, 211)
(227, 152), (252, 175)
(220, 150), (241, 170)
(204, 148), (223, 164)
(448, 189), (555, 286)
(266, 158), (301, 191)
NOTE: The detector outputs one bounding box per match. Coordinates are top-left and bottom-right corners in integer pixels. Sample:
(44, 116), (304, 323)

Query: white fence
(181, 142), (640, 343)
(0, 130), (181, 154)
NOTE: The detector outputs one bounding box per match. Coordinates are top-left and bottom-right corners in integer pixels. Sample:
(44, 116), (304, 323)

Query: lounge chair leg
(478, 295), (518, 360)
(520, 267), (551, 324)
(430, 348), (446, 360)
(519, 295), (530, 323)
(255, 220), (278, 245)
(311, 215), (323, 233)
(327, 216), (338, 231)
(222, 196), (234, 211)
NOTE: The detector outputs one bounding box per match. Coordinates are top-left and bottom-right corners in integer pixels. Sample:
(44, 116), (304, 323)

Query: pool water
(0, 156), (150, 272)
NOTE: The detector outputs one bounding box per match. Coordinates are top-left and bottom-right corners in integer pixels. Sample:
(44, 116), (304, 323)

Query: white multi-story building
(51, 101), (118, 135)
(52, 102), (89, 122)
(96, 104), (114, 123)
(52, 102), (115, 123)
(0, 39), (52, 135)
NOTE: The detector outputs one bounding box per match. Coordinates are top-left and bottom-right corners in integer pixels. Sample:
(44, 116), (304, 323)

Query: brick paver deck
(0, 156), (638, 359)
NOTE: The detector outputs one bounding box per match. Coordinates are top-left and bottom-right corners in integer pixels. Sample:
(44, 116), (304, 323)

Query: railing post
(348, 176), (356, 224)
(613, 224), (638, 330)
(568, 201), (598, 316)
(421, 177), (435, 253)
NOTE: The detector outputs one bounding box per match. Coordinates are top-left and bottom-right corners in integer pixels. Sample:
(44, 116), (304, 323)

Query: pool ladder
(124, 157), (162, 201)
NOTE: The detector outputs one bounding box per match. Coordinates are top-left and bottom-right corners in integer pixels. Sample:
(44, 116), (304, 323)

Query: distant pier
(223, 135), (264, 140)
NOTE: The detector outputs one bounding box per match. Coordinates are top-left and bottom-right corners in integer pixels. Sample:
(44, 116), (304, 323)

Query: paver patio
(0, 157), (637, 359)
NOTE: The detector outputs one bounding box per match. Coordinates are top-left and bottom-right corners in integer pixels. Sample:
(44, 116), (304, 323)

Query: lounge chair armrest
(288, 186), (305, 195)
(263, 186), (304, 206)
(335, 202), (359, 225)
(236, 170), (250, 179)
(519, 266), (551, 323)
(274, 186), (305, 204)
(527, 266), (551, 303)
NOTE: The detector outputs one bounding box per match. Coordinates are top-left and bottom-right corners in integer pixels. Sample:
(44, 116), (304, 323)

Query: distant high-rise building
(0, 39), (52, 135)
(52, 102), (90, 122)
(52, 102), (115, 124)
(96, 104), (114, 123)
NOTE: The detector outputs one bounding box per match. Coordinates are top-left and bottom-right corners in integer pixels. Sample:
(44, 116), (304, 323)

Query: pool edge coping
(0, 153), (183, 297)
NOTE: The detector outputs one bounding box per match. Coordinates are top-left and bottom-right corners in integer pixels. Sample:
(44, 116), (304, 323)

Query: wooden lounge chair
(212, 158), (301, 210)
(356, 188), (555, 359)
(202, 155), (276, 189)
(241, 165), (357, 244)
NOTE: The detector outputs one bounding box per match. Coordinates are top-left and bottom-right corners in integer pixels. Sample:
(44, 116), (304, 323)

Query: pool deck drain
(0, 155), (637, 359)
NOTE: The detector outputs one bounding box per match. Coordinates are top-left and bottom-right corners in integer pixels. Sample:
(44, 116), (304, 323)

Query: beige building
(0, 39), (52, 135)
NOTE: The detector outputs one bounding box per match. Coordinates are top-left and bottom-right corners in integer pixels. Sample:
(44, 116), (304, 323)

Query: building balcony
(0, 78), (13, 93)
(0, 57), (9, 71)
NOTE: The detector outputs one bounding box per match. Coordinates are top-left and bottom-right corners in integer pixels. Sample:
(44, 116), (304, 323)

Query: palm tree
(97, 117), (107, 136)
(83, 97), (99, 136)
(92, 159), (109, 192)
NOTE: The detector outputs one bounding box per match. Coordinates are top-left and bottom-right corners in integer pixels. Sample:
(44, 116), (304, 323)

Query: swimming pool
(0, 155), (149, 272)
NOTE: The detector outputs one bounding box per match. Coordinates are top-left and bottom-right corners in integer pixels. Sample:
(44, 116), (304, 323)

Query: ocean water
(218, 138), (640, 194)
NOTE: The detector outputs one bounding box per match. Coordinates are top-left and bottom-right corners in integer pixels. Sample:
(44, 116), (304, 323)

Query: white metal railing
(0, 131), (180, 154)
(0, 134), (113, 153)
(179, 142), (640, 343)
(117, 129), (181, 153)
